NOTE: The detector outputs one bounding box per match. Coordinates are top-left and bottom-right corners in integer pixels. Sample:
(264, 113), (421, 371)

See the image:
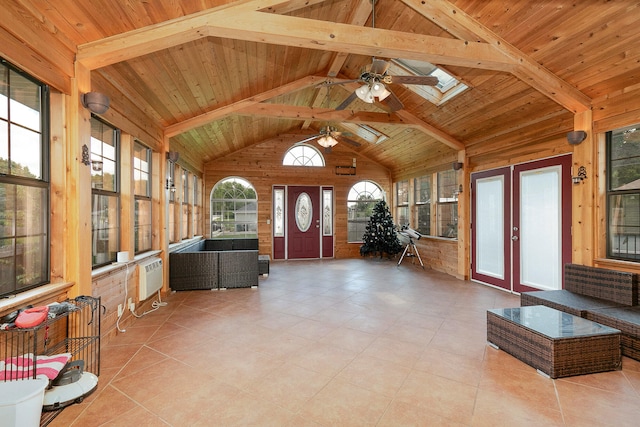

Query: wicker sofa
(521, 263), (640, 360)
(169, 239), (259, 291)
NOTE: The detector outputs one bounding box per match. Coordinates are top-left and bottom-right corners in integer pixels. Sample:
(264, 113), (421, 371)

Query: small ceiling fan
(325, 58), (439, 112)
(294, 126), (361, 152)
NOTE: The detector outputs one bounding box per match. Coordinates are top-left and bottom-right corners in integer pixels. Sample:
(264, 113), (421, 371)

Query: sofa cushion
(586, 306), (640, 360)
(521, 289), (623, 317)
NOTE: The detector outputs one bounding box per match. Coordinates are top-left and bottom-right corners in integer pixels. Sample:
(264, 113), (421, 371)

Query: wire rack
(0, 296), (101, 425)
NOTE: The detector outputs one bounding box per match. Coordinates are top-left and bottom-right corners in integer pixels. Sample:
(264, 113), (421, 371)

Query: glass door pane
(518, 166), (562, 290)
(471, 167), (511, 291)
(476, 176), (505, 279)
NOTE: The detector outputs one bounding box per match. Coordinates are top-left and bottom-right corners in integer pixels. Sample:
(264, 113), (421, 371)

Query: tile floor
(50, 258), (640, 426)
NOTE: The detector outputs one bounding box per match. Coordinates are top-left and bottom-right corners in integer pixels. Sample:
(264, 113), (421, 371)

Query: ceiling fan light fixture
(355, 85), (375, 103)
(377, 87), (391, 101)
(317, 135), (338, 148)
(370, 82), (386, 97)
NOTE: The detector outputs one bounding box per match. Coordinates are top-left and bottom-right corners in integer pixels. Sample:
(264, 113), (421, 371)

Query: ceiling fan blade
(387, 75), (439, 86)
(370, 59), (391, 75)
(339, 136), (361, 147)
(381, 91), (404, 112)
(294, 134), (321, 145)
(335, 92), (358, 110)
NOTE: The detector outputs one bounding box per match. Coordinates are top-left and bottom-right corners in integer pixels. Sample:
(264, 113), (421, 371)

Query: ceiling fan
(294, 126), (361, 152)
(326, 58), (440, 112)
(321, 0), (438, 112)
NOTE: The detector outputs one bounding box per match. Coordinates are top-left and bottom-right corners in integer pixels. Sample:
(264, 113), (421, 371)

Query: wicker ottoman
(258, 255), (270, 276)
(487, 305), (621, 378)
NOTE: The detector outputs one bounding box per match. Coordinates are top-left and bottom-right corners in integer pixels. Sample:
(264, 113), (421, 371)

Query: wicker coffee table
(487, 305), (621, 378)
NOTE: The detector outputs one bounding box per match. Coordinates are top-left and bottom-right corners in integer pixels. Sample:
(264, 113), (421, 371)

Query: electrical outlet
(117, 304), (123, 316)
(129, 302), (135, 312)
(128, 298), (132, 306)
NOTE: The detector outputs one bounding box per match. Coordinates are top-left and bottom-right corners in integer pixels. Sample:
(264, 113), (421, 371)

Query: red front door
(287, 186), (320, 259)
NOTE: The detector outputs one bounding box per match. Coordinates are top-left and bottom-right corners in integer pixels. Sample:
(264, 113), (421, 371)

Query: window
(193, 175), (201, 236)
(283, 144), (325, 166)
(0, 59), (49, 297)
(210, 177), (257, 238)
(347, 181), (384, 242)
(90, 117), (119, 267)
(167, 161), (177, 243)
(182, 170), (189, 238)
(339, 123), (388, 145)
(133, 141), (151, 253)
(437, 169), (459, 238)
(414, 175), (431, 235)
(607, 125), (640, 261)
(389, 59), (468, 106)
(396, 180), (409, 226)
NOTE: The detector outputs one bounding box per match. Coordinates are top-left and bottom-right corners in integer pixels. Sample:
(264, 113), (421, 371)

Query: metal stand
(397, 236), (424, 269)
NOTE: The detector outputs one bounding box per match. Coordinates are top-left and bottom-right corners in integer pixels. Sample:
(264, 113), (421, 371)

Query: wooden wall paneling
(593, 87), (640, 133)
(0, 2), (75, 79)
(66, 63), (93, 298)
(571, 110), (594, 266)
(469, 136), (572, 174)
(0, 26), (71, 94)
(91, 72), (164, 152)
(152, 150), (163, 258)
(49, 92), (66, 283)
(203, 135), (392, 258)
(93, 266), (136, 341)
(120, 133), (134, 256)
(456, 150), (469, 280)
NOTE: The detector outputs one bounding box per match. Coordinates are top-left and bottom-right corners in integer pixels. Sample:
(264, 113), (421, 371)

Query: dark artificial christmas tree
(360, 200), (403, 258)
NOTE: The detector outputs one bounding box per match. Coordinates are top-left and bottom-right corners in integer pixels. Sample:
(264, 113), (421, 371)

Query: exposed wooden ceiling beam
(261, 0), (329, 15)
(236, 103), (412, 125)
(325, 79), (466, 150)
(393, 110), (465, 150)
(402, 0), (592, 113)
(165, 75), (324, 137)
(77, 2), (513, 71)
(301, 0), (373, 130)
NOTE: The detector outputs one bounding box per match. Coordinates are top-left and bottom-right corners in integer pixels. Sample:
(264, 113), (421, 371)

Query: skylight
(390, 59), (468, 105)
(340, 123), (388, 145)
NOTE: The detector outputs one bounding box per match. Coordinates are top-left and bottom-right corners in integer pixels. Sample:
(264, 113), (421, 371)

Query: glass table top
(488, 305), (620, 339)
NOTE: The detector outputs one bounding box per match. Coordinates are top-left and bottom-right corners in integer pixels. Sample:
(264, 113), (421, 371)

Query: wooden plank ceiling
(16, 0), (640, 173)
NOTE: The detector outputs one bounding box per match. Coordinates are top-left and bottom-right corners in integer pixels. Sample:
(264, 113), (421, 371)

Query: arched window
(210, 177), (257, 238)
(283, 144), (325, 166)
(347, 180), (384, 242)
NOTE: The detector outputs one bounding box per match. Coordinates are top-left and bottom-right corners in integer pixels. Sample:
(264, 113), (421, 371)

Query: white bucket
(0, 378), (48, 427)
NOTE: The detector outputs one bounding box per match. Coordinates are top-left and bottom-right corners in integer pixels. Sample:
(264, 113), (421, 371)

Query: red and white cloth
(0, 353), (71, 380)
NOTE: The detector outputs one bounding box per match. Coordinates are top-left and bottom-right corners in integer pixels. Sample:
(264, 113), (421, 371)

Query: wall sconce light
(572, 165), (587, 184)
(167, 151), (180, 163)
(81, 144), (103, 171)
(81, 92), (110, 114)
(567, 130), (587, 145)
(166, 178), (176, 192)
(452, 161), (464, 171)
